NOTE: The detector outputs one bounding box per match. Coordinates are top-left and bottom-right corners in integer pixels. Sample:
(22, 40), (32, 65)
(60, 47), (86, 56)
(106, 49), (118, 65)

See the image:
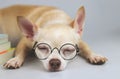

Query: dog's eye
(63, 49), (75, 54)
(37, 46), (49, 53)
(38, 47), (48, 50)
(60, 45), (76, 59)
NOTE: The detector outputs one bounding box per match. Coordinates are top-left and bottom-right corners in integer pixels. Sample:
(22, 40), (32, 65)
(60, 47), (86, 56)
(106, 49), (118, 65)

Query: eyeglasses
(33, 42), (79, 60)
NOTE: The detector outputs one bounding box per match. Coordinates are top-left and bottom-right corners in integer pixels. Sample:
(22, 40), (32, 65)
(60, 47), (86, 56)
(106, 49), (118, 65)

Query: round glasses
(33, 42), (79, 60)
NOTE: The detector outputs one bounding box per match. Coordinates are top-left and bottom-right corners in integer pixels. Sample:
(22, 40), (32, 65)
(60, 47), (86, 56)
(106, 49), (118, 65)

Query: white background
(0, 0), (120, 79)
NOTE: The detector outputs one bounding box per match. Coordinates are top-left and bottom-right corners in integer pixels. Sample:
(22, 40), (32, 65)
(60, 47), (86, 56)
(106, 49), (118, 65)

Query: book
(0, 42), (11, 52)
(0, 34), (15, 65)
(0, 34), (10, 52)
(0, 48), (14, 65)
(0, 34), (8, 44)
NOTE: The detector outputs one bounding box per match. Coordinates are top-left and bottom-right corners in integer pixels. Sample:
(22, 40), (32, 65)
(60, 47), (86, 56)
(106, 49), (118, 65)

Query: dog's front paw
(3, 57), (24, 69)
(87, 54), (108, 65)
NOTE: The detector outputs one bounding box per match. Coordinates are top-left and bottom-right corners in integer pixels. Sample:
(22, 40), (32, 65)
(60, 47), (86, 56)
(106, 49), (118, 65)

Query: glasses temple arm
(32, 41), (38, 50)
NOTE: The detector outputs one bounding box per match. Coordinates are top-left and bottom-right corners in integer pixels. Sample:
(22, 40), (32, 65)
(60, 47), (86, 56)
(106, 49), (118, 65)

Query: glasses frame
(32, 41), (79, 60)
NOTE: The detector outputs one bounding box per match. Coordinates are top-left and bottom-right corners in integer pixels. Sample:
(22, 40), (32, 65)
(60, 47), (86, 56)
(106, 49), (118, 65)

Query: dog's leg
(79, 40), (107, 65)
(3, 16), (37, 69)
(72, 7), (107, 64)
(4, 37), (30, 69)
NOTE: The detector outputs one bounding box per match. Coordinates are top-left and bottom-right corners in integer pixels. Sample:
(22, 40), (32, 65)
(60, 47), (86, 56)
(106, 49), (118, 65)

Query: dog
(0, 5), (107, 71)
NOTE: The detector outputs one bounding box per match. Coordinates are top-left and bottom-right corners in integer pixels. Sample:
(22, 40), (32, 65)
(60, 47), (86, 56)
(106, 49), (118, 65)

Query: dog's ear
(73, 6), (85, 36)
(17, 16), (37, 39)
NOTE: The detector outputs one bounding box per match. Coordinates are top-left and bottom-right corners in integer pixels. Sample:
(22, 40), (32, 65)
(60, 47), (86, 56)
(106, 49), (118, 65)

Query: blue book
(0, 34), (8, 44)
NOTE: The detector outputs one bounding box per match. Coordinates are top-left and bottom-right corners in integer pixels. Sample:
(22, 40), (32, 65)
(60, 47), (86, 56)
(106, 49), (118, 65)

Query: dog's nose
(49, 59), (61, 71)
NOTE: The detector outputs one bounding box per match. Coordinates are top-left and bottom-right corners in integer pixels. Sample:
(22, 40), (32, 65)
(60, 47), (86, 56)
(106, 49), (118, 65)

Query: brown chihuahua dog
(0, 5), (107, 71)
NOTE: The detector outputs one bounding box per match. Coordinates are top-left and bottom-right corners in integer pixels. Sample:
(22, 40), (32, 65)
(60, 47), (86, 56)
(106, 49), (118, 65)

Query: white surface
(0, 0), (120, 79)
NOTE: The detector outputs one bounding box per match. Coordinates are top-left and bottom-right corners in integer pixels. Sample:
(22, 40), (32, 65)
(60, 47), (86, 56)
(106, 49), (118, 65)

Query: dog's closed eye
(62, 48), (75, 55)
(38, 45), (49, 53)
(61, 49), (75, 56)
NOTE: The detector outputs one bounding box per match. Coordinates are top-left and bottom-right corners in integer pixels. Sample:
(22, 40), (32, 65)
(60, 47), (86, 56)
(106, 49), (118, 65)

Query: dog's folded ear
(73, 6), (85, 36)
(17, 16), (37, 39)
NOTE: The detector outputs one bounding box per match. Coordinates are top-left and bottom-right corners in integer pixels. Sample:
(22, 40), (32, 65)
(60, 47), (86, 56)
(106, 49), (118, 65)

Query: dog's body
(0, 5), (107, 71)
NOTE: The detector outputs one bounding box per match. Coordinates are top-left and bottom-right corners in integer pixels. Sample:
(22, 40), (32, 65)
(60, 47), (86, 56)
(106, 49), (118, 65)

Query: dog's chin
(44, 65), (65, 72)
(49, 69), (62, 72)
(49, 67), (65, 72)
(40, 57), (68, 72)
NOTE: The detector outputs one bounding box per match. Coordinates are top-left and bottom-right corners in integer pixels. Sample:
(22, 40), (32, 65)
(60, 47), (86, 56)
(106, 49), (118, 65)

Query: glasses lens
(60, 44), (76, 60)
(35, 43), (51, 59)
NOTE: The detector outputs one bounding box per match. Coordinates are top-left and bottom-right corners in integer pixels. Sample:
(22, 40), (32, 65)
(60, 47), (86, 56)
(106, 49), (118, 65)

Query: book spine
(0, 48), (15, 65)
(0, 42), (11, 52)
(0, 34), (8, 44)
(0, 39), (8, 44)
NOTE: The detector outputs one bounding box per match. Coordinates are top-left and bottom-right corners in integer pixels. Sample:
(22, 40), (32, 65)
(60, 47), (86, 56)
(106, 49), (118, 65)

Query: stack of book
(0, 34), (14, 65)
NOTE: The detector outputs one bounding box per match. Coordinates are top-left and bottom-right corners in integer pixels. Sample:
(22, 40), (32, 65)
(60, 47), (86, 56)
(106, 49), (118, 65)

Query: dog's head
(17, 6), (85, 71)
